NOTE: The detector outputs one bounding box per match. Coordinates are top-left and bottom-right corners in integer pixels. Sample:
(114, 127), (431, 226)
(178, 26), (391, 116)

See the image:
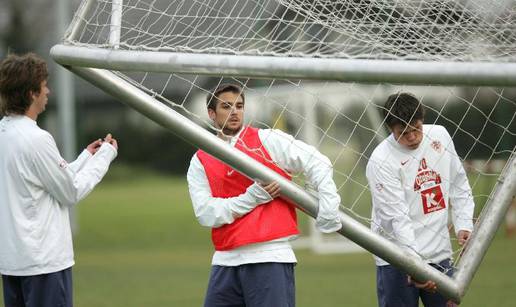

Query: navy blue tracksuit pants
(376, 259), (454, 307)
(2, 267), (73, 307)
(204, 262), (295, 307)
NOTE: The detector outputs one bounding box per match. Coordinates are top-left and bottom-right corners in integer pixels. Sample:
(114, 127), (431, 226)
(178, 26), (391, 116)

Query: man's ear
(208, 108), (216, 121)
(28, 91), (36, 104)
(386, 124), (394, 133)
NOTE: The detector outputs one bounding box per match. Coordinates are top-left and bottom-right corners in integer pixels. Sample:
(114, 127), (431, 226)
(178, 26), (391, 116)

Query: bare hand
(260, 181), (280, 199)
(86, 139), (103, 154)
(104, 133), (118, 150)
(457, 230), (471, 246)
(407, 276), (437, 293)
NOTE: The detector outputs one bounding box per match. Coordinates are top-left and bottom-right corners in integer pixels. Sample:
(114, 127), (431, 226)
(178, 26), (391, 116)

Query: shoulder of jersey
(369, 138), (393, 163)
(425, 124), (450, 138)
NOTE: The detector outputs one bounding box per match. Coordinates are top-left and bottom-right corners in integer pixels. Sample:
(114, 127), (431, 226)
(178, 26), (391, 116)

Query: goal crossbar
(51, 45), (516, 87)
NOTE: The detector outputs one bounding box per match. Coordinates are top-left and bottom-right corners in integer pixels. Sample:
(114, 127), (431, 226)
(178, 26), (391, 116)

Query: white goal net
(52, 0), (516, 302)
(68, 0), (515, 61)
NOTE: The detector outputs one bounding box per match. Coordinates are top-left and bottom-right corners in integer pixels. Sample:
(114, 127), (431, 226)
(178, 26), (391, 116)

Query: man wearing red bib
(187, 84), (342, 307)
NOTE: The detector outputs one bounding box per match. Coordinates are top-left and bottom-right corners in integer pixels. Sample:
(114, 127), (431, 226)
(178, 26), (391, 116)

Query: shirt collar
(219, 126), (245, 146)
(4, 114), (36, 125)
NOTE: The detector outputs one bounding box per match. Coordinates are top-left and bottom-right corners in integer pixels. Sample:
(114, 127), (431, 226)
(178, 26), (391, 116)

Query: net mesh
(67, 0), (516, 61)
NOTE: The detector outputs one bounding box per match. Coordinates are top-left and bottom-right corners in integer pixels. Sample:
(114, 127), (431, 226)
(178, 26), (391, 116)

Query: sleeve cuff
(454, 225), (474, 236)
(247, 182), (273, 204)
(315, 215), (342, 233)
(98, 142), (118, 161)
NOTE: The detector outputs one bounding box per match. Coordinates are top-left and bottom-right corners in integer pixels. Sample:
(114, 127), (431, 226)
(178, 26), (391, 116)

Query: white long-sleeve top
(187, 127), (342, 266)
(367, 124), (474, 266)
(0, 115), (117, 276)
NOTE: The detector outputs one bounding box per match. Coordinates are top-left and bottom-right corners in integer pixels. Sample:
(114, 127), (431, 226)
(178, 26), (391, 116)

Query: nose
(406, 132), (416, 142)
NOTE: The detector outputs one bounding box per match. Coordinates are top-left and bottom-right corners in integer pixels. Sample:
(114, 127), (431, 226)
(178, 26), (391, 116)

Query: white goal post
(51, 0), (516, 303)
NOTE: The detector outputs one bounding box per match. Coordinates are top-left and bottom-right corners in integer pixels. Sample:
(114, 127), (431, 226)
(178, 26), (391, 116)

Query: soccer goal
(51, 0), (516, 303)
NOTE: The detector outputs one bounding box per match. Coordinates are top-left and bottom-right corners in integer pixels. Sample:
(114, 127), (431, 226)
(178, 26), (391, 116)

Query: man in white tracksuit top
(366, 92), (475, 307)
(187, 83), (342, 307)
(0, 53), (117, 307)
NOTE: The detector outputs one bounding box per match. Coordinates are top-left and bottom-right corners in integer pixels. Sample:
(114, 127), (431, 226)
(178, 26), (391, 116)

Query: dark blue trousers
(204, 262), (295, 307)
(2, 267), (73, 307)
(376, 259), (454, 307)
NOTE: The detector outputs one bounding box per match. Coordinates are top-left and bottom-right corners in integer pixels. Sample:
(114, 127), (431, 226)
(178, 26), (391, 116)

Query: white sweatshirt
(367, 125), (474, 266)
(187, 127), (342, 266)
(0, 115), (117, 276)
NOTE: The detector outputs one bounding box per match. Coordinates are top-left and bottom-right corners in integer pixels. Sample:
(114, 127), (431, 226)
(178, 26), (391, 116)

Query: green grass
(1, 170), (515, 306)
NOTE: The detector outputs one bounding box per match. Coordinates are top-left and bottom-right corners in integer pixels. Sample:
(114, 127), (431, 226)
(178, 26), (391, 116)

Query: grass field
(1, 168), (515, 306)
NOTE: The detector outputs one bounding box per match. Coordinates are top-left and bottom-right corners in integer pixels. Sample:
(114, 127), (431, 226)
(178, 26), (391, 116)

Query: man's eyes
(401, 130), (418, 136)
(222, 103), (243, 109)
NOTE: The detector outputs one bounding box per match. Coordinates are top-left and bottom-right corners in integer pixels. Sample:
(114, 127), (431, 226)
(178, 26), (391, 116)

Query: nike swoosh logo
(401, 159), (410, 166)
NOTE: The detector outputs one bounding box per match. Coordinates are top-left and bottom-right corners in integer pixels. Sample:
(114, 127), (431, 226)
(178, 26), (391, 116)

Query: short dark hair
(383, 92), (425, 128)
(0, 53), (48, 116)
(206, 83), (245, 111)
